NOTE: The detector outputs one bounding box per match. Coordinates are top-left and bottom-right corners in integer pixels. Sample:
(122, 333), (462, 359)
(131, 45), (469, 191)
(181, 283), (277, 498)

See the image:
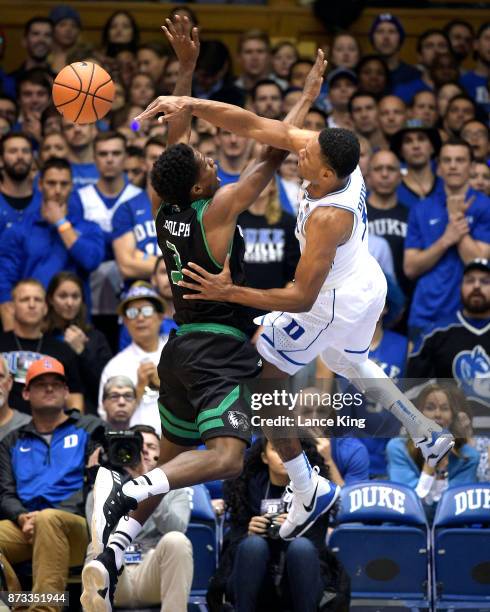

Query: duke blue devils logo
(453, 345), (490, 407)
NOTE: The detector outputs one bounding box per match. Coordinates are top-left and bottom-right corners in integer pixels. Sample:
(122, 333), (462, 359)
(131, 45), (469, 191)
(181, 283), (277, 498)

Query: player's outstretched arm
(134, 47), (326, 155)
(178, 206), (353, 312)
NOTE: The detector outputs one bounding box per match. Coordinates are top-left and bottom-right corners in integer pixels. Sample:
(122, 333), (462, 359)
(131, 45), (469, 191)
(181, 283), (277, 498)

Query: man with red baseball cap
(0, 357), (103, 607)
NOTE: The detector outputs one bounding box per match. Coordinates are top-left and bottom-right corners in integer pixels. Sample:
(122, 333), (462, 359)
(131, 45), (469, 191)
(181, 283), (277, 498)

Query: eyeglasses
(125, 305), (156, 320)
(105, 392), (136, 402)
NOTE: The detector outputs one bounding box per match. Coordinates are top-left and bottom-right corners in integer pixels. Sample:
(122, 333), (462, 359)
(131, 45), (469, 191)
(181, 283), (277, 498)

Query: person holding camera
(207, 439), (350, 612)
(83, 424), (193, 612)
(0, 357), (103, 609)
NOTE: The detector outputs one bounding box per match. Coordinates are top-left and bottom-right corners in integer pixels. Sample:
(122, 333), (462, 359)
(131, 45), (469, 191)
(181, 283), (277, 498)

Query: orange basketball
(52, 62), (115, 124)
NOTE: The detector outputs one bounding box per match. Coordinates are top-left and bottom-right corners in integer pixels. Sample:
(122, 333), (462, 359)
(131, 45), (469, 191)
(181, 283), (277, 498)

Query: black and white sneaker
(81, 547), (121, 612)
(92, 467), (137, 554)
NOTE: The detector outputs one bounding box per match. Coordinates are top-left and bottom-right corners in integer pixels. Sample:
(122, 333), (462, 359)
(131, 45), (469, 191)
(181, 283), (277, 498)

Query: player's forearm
(186, 97), (293, 151)
(168, 68), (194, 145)
(403, 238), (450, 279)
(228, 284), (314, 313)
(284, 91), (314, 129)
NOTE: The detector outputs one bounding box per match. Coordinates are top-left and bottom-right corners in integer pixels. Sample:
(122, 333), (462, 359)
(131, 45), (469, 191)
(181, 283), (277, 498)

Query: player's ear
(190, 182), (202, 196)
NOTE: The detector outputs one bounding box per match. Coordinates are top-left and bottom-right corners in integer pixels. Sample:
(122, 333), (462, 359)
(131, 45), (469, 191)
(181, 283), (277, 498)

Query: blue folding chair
(329, 481), (431, 610)
(186, 484), (219, 611)
(432, 484), (490, 610)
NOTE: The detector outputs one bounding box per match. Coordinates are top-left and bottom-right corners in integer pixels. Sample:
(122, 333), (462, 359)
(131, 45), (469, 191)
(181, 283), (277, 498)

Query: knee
(35, 508), (62, 526)
(157, 531), (192, 559)
(286, 537), (317, 562)
(237, 534), (269, 558)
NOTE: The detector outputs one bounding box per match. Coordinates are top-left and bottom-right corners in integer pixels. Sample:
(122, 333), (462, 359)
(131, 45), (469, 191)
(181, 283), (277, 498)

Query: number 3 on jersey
(166, 240), (183, 283)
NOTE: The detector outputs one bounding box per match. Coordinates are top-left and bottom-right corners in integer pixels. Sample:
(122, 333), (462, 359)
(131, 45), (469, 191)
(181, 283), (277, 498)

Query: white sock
(122, 467), (170, 502)
(284, 451), (314, 494)
(350, 359), (441, 439)
(107, 516), (142, 570)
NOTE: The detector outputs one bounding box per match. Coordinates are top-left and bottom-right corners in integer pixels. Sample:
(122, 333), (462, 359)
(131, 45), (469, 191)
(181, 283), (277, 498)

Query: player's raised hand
(134, 95), (190, 123)
(178, 255), (234, 302)
(302, 49), (327, 103)
(162, 15), (200, 71)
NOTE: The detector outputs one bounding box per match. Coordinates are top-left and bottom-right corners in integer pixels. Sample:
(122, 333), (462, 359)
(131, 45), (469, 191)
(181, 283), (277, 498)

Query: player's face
(95, 138), (126, 179)
(470, 162), (490, 195)
(39, 167), (72, 206)
(461, 270), (490, 314)
(298, 136), (327, 183)
(40, 133), (69, 163)
(400, 132), (433, 167)
(438, 144), (471, 190)
(368, 151), (401, 196)
(13, 283), (47, 328)
(194, 151), (220, 198)
(151, 258), (173, 301)
(411, 92), (438, 127)
(378, 96), (407, 136)
(1, 137), (33, 181)
(461, 122), (489, 161)
(421, 390), (453, 429)
(50, 280), (82, 323)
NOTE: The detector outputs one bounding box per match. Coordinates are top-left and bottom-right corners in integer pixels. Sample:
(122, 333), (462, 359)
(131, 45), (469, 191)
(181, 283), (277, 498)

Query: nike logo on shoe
(303, 482), (318, 512)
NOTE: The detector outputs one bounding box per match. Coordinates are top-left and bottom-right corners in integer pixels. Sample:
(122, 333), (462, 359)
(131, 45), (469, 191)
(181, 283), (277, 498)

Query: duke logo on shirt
(63, 434), (79, 449)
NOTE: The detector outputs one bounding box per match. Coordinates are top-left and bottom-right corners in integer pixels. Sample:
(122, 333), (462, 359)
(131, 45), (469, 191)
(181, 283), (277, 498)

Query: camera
(101, 430), (143, 469)
(260, 498), (287, 540)
(265, 514), (282, 539)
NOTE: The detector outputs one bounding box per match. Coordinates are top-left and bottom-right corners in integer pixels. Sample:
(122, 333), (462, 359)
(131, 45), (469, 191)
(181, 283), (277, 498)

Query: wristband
(54, 217), (68, 228)
(58, 221), (73, 233)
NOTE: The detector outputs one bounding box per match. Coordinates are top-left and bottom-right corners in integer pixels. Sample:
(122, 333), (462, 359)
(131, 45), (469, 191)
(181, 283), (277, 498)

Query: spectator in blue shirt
(460, 22), (490, 118)
(387, 383), (479, 522)
(442, 94), (477, 139)
(369, 13), (421, 88)
(461, 119), (489, 163)
(215, 127), (252, 186)
(443, 20), (475, 68)
(390, 119), (443, 208)
(404, 139), (490, 336)
(0, 132), (42, 238)
(61, 118), (99, 188)
(0, 158), (105, 316)
(393, 29), (451, 103)
(316, 437), (369, 486)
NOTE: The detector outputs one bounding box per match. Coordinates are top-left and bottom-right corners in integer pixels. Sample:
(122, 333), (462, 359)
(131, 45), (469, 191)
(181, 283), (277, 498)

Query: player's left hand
(134, 95), (189, 123)
(303, 49), (327, 103)
(162, 15), (200, 71)
(178, 255), (234, 301)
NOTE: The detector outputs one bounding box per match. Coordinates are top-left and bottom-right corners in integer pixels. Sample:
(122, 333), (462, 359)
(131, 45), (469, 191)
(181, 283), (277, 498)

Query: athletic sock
(283, 451), (315, 495)
(107, 516), (142, 570)
(121, 467), (170, 502)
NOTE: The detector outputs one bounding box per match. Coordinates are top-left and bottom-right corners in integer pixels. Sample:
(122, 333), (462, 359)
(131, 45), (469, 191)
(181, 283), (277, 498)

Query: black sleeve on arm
(0, 437), (28, 521)
(60, 344), (83, 394)
(283, 212), (300, 282)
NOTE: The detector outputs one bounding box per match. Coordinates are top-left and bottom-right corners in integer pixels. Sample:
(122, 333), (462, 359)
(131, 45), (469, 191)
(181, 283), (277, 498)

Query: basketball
(52, 61), (115, 124)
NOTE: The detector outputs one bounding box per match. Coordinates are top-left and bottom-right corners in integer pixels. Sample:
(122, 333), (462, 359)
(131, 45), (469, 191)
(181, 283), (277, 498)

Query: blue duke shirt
(0, 190), (43, 238)
(406, 187), (490, 330)
(111, 190), (160, 258)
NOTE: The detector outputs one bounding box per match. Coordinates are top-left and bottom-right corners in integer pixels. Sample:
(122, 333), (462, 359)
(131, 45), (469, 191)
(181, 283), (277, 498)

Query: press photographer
(83, 422), (193, 612)
(207, 439), (350, 612)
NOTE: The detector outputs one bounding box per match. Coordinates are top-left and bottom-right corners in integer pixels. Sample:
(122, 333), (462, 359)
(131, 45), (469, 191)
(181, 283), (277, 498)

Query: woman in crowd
(356, 55), (390, 98)
(272, 41), (299, 89)
(207, 438), (350, 612)
(101, 10), (140, 57)
(329, 32), (361, 70)
(387, 384), (479, 521)
(45, 272), (113, 414)
(129, 72), (157, 109)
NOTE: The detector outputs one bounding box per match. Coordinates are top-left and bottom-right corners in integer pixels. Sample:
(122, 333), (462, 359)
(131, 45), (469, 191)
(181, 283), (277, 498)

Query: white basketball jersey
(294, 165), (369, 290)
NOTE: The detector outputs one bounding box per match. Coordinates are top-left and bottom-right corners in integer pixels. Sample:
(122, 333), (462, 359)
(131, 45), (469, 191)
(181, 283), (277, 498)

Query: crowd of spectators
(0, 4), (489, 610)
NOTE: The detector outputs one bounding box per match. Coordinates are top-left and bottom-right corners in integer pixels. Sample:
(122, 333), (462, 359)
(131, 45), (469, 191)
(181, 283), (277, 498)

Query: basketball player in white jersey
(134, 94), (455, 539)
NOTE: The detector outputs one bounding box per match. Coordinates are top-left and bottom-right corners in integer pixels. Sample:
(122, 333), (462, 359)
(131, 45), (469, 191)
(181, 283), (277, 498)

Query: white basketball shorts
(255, 257), (387, 375)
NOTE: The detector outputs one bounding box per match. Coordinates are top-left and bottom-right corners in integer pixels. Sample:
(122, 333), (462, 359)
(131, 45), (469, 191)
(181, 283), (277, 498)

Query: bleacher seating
(329, 481), (431, 610)
(432, 484), (490, 610)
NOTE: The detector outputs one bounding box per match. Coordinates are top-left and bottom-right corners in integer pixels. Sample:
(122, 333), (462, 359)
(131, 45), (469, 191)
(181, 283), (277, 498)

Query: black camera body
(101, 430), (143, 469)
(261, 498), (287, 540)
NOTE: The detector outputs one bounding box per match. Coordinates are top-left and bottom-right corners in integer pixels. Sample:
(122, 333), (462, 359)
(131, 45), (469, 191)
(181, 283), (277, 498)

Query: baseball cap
(49, 5), (82, 28)
(327, 67), (358, 88)
(25, 357), (66, 388)
(463, 258), (490, 275)
(117, 281), (165, 316)
(369, 13), (405, 46)
(390, 119), (442, 161)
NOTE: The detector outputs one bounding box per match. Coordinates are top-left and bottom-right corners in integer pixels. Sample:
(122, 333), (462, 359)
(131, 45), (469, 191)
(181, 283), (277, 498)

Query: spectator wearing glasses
(101, 376), (138, 430)
(98, 282), (168, 434)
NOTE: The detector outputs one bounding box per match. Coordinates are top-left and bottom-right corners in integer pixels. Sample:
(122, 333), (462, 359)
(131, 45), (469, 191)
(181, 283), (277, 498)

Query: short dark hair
(251, 79), (283, 101)
(443, 19), (475, 37)
(19, 69), (52, 93)
(137, 40), (168, 58)
(126, 145), (144, 159)
(440, 137), (474, 161)
(289, 58), (314, 80)
(410, 89), (436, 107)
(237, 30), (270, 54)
(348, 91), (377, 115)
(94, 130), (127, 150)
(318, 128), (360, 178)
(151, 143), (199, 208)
(307, 107), (328, 122)
(445, 93), (476, 116)
(144, 136), (166, 152)
(40, 157), (72, 178)
(476, 22), (490, 39)
(0, 132), (32, 157)
(417, 29), (450, 53)
(24, 17), (53, 36)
